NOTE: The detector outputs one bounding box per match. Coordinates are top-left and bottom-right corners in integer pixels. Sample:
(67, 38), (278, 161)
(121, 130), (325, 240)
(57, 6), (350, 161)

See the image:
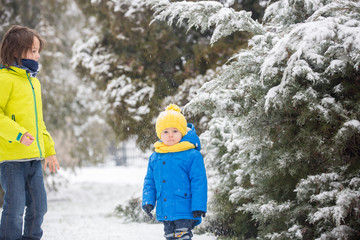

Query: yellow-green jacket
(0, 66), (56, 162)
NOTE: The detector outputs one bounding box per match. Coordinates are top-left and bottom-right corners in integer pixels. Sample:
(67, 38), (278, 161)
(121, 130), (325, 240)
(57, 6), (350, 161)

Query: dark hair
(0, 25), (45, 69)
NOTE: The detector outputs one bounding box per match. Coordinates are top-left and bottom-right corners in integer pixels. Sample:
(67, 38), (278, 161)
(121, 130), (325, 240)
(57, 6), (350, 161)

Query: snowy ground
(41, 165), (216, 240)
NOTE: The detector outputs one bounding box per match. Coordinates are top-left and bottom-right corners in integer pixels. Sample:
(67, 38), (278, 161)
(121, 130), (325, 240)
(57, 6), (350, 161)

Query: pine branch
(146, 0), (264, 45)
(307, 0), (360, 22)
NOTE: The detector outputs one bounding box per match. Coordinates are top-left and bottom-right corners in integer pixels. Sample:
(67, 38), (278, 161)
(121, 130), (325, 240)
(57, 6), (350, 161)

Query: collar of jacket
(12, 63), (39, 78)
(0, 66), (32, 77)
(154, 141), (195, 153)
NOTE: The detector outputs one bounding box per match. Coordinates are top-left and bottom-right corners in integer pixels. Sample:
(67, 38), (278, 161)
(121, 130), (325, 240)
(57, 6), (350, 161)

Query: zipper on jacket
(11, 114), (15, 121)
(26, 72), (43, 158)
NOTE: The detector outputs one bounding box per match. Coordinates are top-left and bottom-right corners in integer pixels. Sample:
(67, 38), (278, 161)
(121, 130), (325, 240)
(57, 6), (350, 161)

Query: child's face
(22, 37), (40, 61)
(160, 127), (182, 146)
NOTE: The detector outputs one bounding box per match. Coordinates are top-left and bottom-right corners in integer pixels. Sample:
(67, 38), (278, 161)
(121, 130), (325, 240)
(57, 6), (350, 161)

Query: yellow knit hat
(156, 104), (187, 139)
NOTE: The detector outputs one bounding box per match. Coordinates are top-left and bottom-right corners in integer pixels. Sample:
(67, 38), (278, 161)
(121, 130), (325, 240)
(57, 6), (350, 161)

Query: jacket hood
(180, 123), (201, 151)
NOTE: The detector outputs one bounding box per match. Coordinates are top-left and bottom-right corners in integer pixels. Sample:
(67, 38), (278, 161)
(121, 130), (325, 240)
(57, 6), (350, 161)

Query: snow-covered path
(42, 166), (216, 239)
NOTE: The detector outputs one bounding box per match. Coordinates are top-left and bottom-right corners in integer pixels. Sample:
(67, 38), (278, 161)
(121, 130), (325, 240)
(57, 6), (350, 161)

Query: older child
(0, 25), (59, 239)
(142, 104), (207, 240)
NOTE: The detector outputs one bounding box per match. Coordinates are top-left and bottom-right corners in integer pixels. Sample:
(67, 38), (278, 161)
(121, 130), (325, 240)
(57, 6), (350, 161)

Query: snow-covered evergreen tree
(72, 0), (252, 149)
(147, 0), (360, 238)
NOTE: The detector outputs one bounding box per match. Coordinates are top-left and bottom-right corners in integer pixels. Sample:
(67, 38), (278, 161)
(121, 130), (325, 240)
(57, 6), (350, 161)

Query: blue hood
(180, 123), (201, 151)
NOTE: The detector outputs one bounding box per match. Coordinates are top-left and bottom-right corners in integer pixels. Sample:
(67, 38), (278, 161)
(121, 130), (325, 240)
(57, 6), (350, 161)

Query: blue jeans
(163, 219), (197, 240)
(0, 161), (47, 240)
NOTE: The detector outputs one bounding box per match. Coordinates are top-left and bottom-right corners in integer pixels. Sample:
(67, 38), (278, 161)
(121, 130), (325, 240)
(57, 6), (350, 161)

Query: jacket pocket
(174, 190), (191, 214)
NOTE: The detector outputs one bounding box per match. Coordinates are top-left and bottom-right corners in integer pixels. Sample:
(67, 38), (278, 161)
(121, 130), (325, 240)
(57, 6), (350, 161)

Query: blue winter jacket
(142, 123), (207, 225)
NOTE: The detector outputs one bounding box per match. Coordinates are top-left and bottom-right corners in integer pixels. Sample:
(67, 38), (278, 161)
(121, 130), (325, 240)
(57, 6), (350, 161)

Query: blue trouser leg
(164, 219), (197, 240)
(23, 161), (47, 240)
(163, 221), (175, 240)
(0, 161), (47, 240)
(0, 162), (26, 240)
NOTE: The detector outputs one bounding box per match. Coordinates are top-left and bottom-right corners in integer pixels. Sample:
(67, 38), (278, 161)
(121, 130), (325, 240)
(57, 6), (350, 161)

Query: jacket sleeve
(0, 81), (27, 142)
(42, 120), (56, 157)
(142, 153), (157, 207)
(189, 151), (208, 212)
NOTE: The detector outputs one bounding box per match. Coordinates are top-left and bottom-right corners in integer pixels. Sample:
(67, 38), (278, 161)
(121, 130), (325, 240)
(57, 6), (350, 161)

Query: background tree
(147, 0), (360, 239)
(71, 0), (258, 149)
(0, 0), (111, 167)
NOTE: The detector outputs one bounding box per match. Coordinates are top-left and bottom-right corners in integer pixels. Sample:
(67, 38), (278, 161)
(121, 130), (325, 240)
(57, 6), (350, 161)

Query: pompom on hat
(156, 104), (187, 139)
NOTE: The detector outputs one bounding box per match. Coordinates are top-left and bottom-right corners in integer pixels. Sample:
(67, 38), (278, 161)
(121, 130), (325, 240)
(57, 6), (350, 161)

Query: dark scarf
(14, 59), (39, 77)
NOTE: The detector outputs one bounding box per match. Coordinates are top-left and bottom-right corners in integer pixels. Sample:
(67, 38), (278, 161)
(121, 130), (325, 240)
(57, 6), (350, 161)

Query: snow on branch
(296, 172), (360, 228)
(307, 0), (360, 22)
(239, 200), (292, 223)
(335, 119), (360, 144)
(72, 35), (115, 78)
(104, 75), (155, 122)
(111, 0), (146, 19)
(262, 15), (360, 111)
(146, 0), (264, 45)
